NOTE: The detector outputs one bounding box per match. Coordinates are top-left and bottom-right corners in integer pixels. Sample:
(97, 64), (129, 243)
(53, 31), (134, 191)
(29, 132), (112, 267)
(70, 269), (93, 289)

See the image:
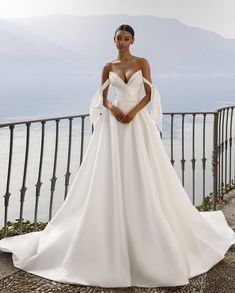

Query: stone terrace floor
(0, 189), (235, 293)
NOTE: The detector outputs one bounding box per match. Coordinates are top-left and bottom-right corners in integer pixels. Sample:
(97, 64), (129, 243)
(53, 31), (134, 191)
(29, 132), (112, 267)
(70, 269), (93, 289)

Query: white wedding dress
(0, 69), (234, 288)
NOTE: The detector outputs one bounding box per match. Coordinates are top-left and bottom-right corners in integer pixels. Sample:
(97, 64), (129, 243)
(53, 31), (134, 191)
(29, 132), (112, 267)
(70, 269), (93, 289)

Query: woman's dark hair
(114, 24), (135, 39)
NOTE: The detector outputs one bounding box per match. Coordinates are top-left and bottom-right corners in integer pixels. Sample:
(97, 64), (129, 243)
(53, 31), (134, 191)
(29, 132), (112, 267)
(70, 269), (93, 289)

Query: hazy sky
(0, 0), (234, 39)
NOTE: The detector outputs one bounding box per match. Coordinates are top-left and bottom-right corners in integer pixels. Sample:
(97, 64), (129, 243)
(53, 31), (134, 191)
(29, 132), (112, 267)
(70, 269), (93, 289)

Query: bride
(0, 24), (234, 288)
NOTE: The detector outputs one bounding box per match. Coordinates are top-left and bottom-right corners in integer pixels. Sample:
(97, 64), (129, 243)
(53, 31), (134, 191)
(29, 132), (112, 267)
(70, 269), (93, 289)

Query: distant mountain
(1, 14), (235, 77)
(0, 18), (85, 76)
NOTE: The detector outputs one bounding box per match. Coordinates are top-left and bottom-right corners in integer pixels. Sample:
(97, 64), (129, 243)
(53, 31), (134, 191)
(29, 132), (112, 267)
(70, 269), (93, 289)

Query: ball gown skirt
(0, 69), (234, 288)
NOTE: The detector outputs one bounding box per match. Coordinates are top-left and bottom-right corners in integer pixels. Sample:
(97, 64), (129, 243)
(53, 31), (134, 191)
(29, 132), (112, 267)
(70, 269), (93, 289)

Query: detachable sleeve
(143, 77), (163, 134)
(89, 78), (110, 128)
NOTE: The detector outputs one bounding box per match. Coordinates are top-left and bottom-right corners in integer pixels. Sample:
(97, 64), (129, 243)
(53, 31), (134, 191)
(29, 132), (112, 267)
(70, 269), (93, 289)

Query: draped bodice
(109, 69), (143, 102)
(89, 69), (163, 133)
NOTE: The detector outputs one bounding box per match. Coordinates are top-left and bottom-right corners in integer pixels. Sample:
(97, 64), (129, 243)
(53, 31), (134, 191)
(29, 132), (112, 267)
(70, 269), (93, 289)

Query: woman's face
(114, 30), (134, 51)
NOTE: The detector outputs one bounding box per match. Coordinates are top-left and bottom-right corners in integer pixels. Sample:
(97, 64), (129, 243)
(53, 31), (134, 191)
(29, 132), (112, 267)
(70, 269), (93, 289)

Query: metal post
(212, 112), (219, 211)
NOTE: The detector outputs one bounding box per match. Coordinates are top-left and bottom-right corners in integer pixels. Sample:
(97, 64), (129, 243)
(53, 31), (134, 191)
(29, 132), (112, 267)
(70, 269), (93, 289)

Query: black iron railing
(0, 105), (234, 238)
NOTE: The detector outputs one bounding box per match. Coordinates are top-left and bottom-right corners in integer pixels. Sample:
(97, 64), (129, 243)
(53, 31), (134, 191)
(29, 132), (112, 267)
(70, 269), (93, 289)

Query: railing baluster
(229, 108), (234, 188)
(3, 125), (15, 238)
(170, 114), (175, 166)
(19, 123), (31, 234)
(64, 118), (73, 200)
(49, 119), (60, 221)
(224, 108), (229, 191)
(212, 112), (219, 210)
(191, 113), (196, 205)
(221, 109), (225, 198)
(180, 114), (186, 186)
(201, 113), (207, 205)
(34, 121), (46, 230)
(218, 110), (222, 198)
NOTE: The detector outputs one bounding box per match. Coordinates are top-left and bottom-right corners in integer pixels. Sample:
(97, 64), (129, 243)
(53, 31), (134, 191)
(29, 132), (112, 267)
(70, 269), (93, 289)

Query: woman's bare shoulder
(138, 57), (150, 66)
(101, 57), (150, 73)
(101, 62), (112, 77)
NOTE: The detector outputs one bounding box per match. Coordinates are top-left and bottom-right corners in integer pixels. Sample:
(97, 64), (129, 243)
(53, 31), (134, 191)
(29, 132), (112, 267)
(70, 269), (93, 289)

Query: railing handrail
(1, 104), (234, 129)
(0, 113), (89, 128)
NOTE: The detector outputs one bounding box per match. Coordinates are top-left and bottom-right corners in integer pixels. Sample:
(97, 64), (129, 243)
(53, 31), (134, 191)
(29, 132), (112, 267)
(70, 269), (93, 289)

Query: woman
(0, 24), (234, 288)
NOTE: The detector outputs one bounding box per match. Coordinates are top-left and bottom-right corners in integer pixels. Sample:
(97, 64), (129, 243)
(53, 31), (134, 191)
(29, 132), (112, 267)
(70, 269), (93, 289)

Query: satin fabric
(90, 69), (163, 133)
(0, 70), (234, 288)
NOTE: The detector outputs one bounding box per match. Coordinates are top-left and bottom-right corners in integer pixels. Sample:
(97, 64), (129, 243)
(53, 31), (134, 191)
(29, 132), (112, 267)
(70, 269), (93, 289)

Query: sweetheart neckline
(109, 69), (142, 85)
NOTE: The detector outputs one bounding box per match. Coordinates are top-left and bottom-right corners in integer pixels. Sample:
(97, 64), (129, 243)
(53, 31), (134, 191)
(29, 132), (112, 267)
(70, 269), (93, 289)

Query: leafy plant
(0, 218), (48, 239)
(196, 192), (213, 211)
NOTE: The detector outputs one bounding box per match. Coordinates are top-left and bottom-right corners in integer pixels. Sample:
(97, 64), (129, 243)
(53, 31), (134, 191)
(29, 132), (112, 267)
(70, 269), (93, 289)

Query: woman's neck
(116, 51), (133, 62)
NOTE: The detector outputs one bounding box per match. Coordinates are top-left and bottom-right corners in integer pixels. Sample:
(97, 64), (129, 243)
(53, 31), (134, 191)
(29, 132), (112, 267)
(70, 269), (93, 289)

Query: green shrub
(0, 218), (48, 239)
(196, 192), (213, 211)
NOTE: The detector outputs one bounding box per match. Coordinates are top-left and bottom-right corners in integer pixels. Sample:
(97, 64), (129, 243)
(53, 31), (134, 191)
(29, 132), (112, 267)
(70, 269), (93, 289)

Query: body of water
(0, 75), (234, 225)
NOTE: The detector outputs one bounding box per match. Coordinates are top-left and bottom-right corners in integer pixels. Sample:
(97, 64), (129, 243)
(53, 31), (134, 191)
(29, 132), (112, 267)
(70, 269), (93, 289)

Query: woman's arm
(133, 58), (152, 112)
(101, 63), (113, 111)
(101, 63), (126, 121)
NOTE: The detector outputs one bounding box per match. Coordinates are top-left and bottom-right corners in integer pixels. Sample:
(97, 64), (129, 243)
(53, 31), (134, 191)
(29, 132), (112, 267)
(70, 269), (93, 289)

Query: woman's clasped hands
(111, 105), (137, 123)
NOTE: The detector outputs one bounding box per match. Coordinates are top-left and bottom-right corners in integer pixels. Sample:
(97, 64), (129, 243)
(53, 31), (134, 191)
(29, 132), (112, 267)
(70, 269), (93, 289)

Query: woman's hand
(110, 105), (126, 122)
(120, 109), (137, 123)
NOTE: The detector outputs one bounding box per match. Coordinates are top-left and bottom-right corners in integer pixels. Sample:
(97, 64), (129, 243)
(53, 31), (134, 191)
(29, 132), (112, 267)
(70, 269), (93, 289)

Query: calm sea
(0, 75), (234, 225)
